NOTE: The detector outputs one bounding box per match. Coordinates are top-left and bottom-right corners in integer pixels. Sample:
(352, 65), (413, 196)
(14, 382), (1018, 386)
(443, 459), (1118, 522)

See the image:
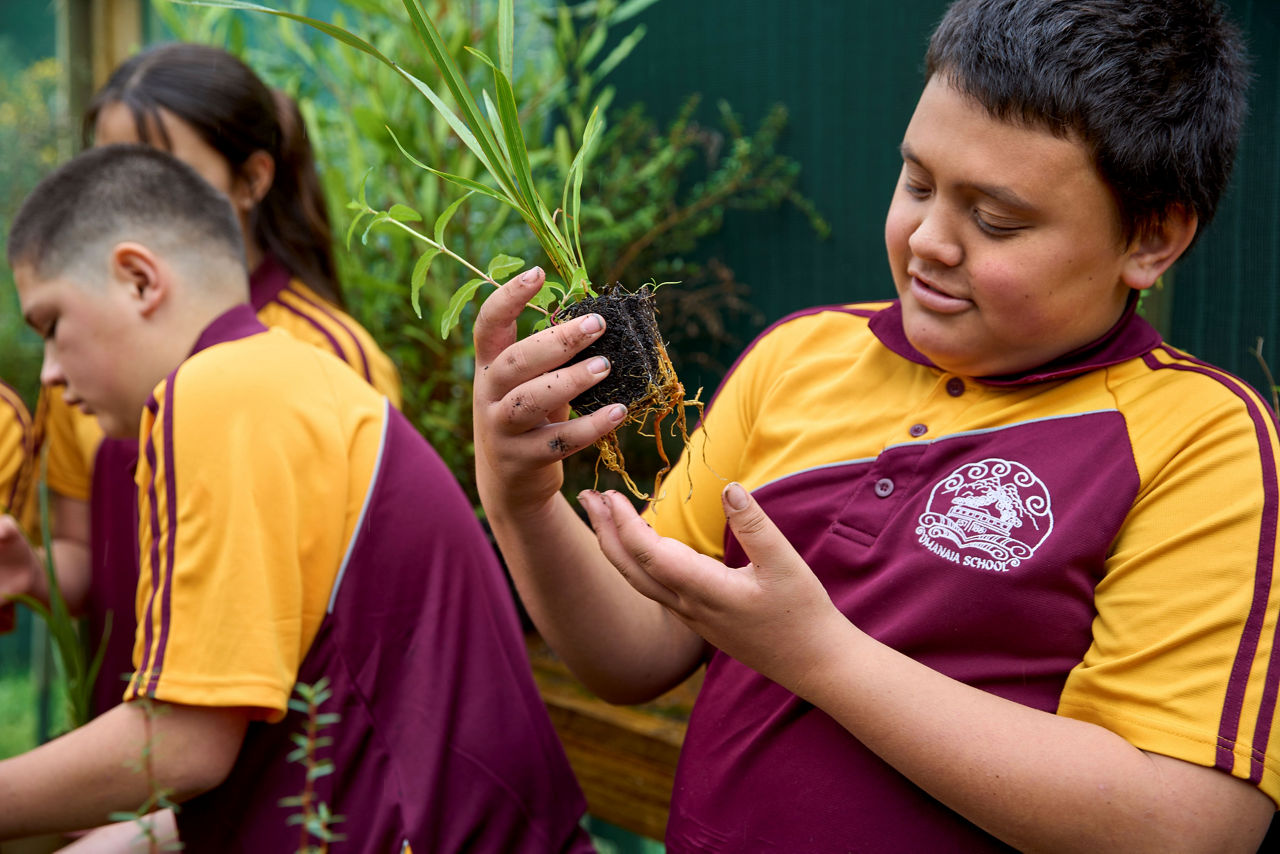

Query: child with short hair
(39, 42), (404, 722)
(0, 144), (592, 852)
(472, 0), (1277, 849)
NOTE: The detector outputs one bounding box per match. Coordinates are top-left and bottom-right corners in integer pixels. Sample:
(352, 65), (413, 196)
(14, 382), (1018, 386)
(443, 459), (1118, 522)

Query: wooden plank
(526, 635), (702, 841)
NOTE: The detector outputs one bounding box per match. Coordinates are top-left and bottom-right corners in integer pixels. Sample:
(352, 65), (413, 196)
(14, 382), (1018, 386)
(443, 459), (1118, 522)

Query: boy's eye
(904, 180), (931, 199)
(974, 209), (1025, 237)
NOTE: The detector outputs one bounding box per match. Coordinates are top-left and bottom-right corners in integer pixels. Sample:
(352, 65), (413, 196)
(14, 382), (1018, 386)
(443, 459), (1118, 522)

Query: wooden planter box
(526, 635), (703, 841)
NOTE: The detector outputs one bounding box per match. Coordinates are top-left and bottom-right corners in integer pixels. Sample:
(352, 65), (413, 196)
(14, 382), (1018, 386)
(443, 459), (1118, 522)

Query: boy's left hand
(578, 485), (852, 696)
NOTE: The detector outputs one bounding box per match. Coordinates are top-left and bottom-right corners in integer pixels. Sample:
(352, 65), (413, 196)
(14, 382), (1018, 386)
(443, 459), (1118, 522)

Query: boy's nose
(908, 207), (963, 268)
(40, 343), (66, 388)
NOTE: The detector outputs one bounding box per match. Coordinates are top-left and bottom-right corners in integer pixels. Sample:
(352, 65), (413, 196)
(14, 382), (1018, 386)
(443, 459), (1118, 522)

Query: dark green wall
(606, 0), (1280, 400)
(1175, 0), (1280, 402)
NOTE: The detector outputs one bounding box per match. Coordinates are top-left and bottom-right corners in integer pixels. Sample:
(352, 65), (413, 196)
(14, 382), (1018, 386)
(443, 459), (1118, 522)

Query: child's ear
(1121, 206), (1198, 291)
(110, 242), (169, 317)
(230, 150), (275, 213)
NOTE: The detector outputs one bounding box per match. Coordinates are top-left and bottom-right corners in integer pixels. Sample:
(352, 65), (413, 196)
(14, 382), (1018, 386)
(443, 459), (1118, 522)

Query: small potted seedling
(198, 0), (700, 499)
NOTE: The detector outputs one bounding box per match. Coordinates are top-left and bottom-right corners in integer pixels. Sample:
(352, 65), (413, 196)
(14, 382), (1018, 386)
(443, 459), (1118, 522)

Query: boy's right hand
(0, 515), (41, 634)
(473, 267), (628, 517)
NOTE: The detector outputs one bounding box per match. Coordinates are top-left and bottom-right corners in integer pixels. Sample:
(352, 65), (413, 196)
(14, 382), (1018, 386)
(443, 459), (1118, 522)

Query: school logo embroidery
(915, 458), (1053, 572)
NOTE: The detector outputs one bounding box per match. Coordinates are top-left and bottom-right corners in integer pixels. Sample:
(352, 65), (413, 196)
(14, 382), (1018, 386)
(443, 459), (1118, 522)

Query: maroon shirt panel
(174, 403), (590, 851)
(668, 411), (1139, 851)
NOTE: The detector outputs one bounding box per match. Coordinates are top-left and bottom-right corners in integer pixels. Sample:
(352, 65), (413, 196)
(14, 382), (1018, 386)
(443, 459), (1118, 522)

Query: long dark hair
(84, 42), (344, 306)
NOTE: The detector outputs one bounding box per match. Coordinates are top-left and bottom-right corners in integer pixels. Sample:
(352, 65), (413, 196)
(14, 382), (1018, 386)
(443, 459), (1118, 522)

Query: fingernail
(588, 356), (610, 374)
(607, 404), (628, 423)
(724, 482), (750, 511)
(521, 266), (542, 283)
(577, 489), (595, 505)
(581, 313), (604, 334)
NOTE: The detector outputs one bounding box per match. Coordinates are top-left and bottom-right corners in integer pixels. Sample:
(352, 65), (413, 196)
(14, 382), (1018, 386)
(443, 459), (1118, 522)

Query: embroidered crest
(915, 458), (1053, 571)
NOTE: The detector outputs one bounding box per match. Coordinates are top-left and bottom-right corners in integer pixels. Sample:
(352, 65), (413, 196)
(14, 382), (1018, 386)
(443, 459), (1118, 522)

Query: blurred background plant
(160, 0), (827, 503)
(0, 40), (68, 407)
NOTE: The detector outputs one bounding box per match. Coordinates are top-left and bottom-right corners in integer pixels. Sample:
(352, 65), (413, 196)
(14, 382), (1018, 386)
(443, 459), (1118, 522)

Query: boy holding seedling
(473, 0), (1278, 849)
(0, 145), (592, 852)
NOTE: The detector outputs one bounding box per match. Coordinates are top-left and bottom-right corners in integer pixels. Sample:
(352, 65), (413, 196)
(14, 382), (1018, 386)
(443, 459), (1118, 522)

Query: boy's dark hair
(8, 144), (245, 280)
(84, 42), (345, 306)
(926, 0), (1249, 243)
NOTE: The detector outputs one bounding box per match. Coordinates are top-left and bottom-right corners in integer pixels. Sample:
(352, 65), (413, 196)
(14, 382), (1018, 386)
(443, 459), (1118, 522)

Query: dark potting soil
(557, 287), (665, 414)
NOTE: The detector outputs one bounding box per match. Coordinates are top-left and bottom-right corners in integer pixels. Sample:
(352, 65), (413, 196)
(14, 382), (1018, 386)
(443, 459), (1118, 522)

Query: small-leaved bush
(159, 0), (827, 503)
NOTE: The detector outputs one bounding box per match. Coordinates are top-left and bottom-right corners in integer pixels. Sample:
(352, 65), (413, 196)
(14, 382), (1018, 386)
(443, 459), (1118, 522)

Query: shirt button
(909, 423), (928, 438)
(946, 377), (965, 397)
(874, 477), (895, 498)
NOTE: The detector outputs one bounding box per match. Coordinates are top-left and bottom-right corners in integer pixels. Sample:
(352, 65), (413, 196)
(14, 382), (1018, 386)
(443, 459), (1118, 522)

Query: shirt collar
(189, 304), (268, 357)
(248, 253), (291, 310)
(868, 292), (1162, 386)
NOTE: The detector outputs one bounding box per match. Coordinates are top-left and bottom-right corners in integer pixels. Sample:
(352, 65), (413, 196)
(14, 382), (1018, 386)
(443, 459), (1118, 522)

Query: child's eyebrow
(899, 142), (1037, 214)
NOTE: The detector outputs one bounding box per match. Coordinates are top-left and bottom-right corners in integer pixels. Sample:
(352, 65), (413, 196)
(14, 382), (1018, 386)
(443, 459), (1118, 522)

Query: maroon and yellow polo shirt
(650, 299), (1280, 851)
(125, 305), (589, 851)
(40, 256), (402, 719)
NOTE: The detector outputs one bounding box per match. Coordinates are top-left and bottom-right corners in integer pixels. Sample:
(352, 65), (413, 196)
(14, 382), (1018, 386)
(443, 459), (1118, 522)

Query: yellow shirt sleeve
(1058, 352), (1280, 804)
(127, 332), (381, 721)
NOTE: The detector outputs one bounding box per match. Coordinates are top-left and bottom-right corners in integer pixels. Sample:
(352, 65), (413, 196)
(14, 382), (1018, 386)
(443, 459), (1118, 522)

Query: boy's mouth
(908, 272), (971, 314)
(63, 393), (94, 415)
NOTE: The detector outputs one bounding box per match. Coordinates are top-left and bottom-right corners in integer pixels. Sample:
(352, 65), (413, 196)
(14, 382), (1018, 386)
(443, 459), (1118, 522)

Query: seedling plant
(195, 0), (701, 499)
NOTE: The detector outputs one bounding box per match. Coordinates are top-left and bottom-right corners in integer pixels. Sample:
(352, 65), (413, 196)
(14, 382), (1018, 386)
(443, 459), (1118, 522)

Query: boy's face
(14, 263), (154, 438)
(884, 77), (1144, 377)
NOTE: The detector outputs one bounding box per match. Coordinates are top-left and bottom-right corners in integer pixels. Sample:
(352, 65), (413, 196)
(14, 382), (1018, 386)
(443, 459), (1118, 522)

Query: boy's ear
(1121, 206), (1198, 291)
(110, 242), (169, 317)
(230, 150), (275, 213)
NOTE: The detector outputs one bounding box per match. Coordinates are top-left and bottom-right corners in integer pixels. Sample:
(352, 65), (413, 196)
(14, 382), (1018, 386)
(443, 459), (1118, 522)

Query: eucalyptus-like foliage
(191, 0), (608, 335)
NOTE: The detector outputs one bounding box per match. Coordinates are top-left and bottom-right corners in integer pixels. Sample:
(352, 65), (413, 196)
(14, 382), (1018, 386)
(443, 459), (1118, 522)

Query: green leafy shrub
(0, 44), (68, 405)
(163, 0), (827, 502)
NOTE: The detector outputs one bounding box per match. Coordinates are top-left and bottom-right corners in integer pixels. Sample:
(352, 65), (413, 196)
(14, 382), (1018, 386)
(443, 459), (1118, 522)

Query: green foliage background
(155, 0), (826, 502)
(0, 45), (66, 407)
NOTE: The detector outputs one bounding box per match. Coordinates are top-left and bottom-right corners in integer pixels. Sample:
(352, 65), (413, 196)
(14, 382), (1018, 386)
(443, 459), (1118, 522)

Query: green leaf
(579, 20), (608, 68)
(434, 191), (475, 245)
(184, 1), (399, 66)
(308, 762), (336, 780)
(529, 282), (563, 311)
(345, 211), (368, 250)
(422, 167), (512, 208)
(486, 254), (525, 281)
(610, 0), (665, 24)
(384, 125), (433, 172)
(595, 24), (647, 80)
(410, 249), (442, 318)
(440, 277), (488, 338)
(388, 203), (422, 222)
(397, 0), (514, 193)
(498, 0), (514, 84)
(361, 212), (391, 245)
(356, 166), (374, 208)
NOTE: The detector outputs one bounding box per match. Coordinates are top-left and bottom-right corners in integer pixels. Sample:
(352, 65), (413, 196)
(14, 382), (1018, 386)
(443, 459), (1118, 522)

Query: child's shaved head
(8, 144), (245, 286)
